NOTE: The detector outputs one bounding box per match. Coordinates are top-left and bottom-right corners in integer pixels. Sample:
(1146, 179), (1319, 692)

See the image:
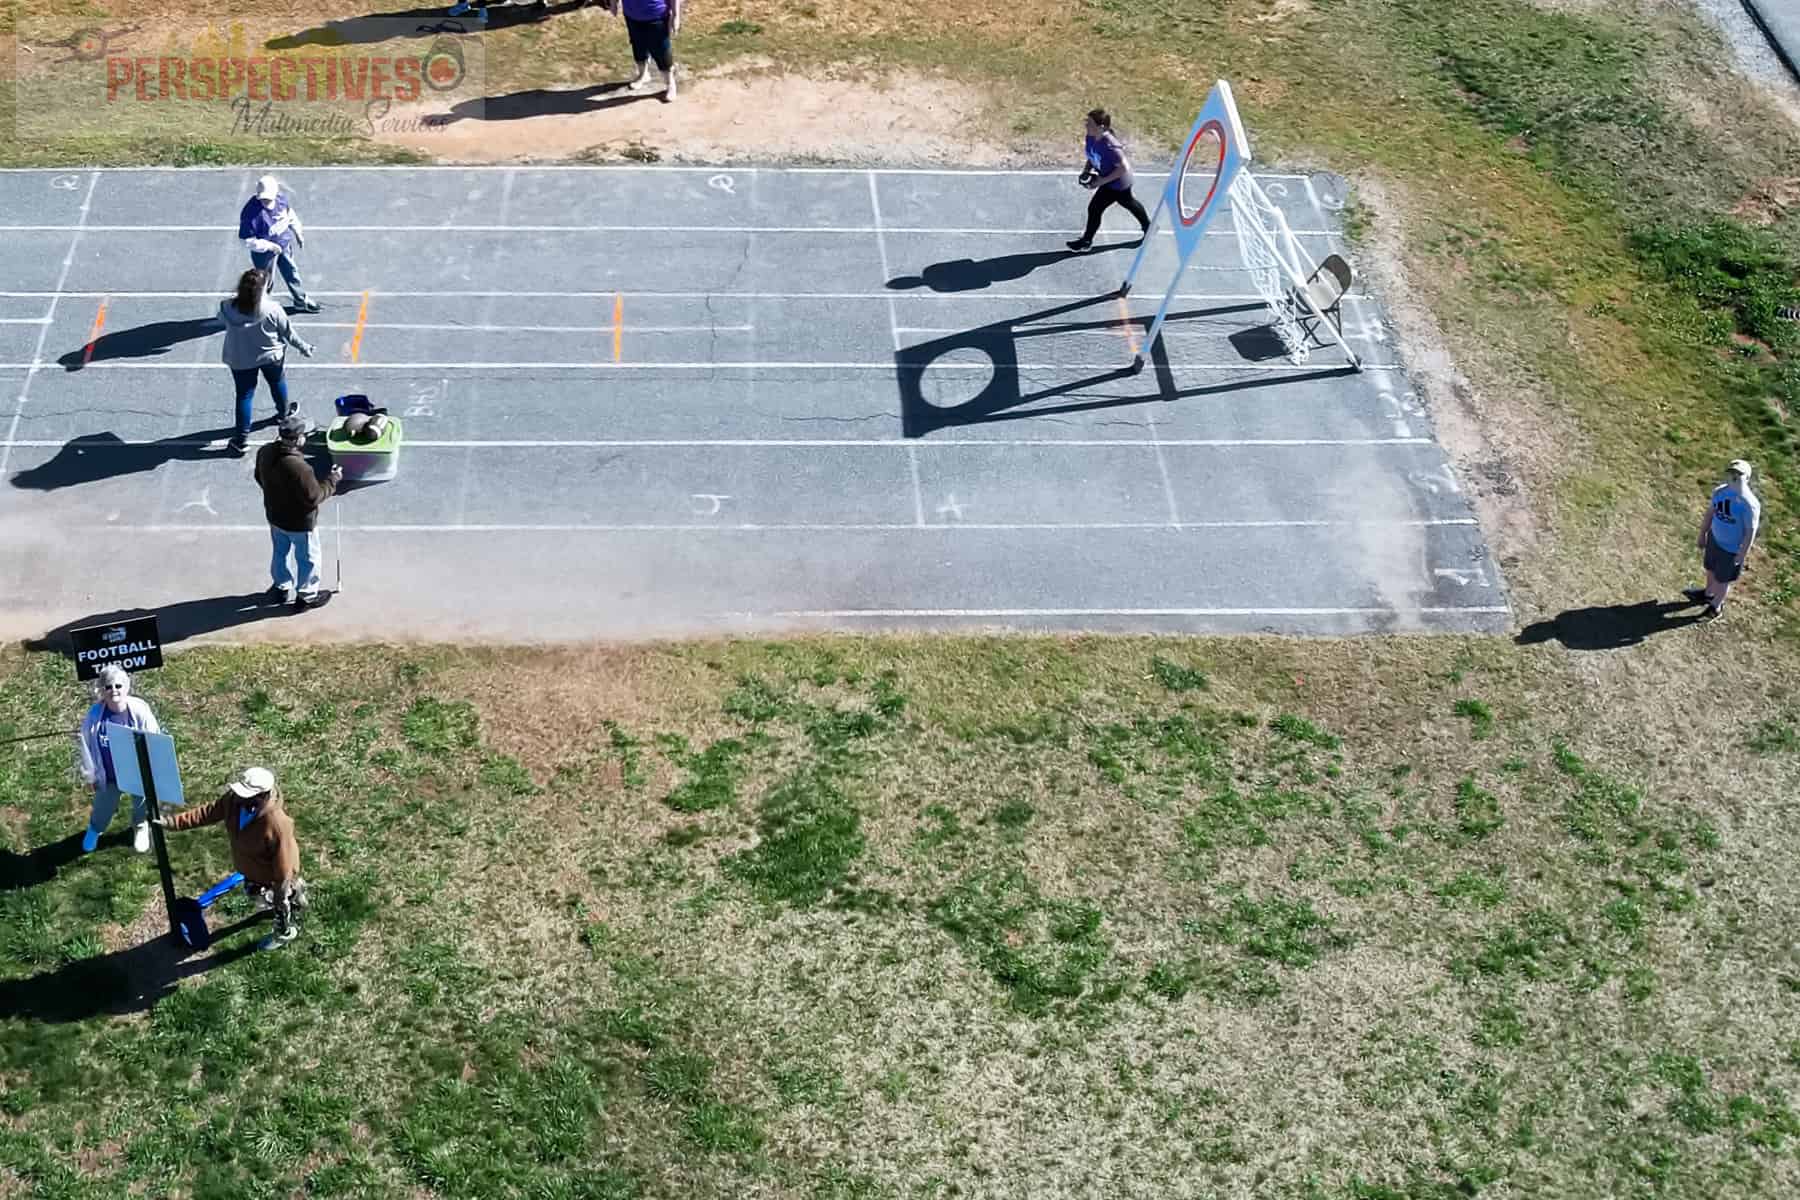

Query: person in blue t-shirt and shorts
(1685, 458), (1761, 619)
(620, 0), (681, 100)
(1068, 108), (1151, 253)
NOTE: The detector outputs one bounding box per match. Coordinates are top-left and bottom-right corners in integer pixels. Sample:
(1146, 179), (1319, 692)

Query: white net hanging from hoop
(1228, 171), (1311, 363)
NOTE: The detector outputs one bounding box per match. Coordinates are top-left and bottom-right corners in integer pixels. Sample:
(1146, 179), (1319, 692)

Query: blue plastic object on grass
(172, 872), (247, 951)
(197, 872), (246, 908)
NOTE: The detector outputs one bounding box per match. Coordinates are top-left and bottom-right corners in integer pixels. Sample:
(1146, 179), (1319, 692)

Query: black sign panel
(69, 615), (164, 681)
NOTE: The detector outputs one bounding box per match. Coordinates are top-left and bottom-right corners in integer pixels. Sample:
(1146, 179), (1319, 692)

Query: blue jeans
(250, 248), (309, 305)
(89, 783), (145, 835)
(270, 527), (322, 596)
(232, 361), (289, 439)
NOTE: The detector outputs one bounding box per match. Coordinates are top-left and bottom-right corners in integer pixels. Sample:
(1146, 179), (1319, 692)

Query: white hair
(94, 664), (131, 697)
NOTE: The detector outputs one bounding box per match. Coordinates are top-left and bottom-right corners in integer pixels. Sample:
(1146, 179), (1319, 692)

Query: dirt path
(377, 58), (1039, 165)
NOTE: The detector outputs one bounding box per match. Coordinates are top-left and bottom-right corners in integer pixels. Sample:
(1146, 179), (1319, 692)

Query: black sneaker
(1682, 587), (1707, 604)
(1701, 603), (1724, 621)
(227, 435), (249, 455)
(296, 298), (321, 313)
(296, 590), (331, 610)
(1066, 239), (1091, 253)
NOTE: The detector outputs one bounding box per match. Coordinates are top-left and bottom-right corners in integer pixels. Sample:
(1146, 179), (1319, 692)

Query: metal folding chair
(1290, 253), (1353, 345)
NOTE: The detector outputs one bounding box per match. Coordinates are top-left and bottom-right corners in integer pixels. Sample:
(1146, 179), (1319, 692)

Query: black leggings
(1080, 185), (1151, 243)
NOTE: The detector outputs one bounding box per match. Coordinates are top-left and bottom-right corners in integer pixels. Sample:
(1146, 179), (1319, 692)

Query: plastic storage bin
(326, 406), (403, 482)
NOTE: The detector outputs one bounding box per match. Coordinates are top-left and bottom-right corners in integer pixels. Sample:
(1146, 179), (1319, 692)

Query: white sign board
(108, 728), (186, 808)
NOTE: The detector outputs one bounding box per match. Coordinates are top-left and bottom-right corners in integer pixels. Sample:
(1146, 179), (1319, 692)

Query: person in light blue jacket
(74, 665), (161, 854)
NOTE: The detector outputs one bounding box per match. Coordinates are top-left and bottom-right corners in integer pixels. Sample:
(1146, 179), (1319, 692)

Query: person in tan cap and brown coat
(158, 766), (309, 949)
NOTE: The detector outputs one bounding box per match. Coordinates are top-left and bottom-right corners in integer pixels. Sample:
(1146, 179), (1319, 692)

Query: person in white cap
(158, 765), (308, 949)
(74, 664), (160, 854)
(1685, 458), (1761, 619)
(238, 174), (320, 313)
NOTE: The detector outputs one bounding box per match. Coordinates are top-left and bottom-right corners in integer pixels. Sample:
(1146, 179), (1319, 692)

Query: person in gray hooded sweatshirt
(218, 268), (315, 455)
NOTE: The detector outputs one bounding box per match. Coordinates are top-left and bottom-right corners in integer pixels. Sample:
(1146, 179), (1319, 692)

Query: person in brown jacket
(254, 414), (343, 609)
(159, 766), (309, 949)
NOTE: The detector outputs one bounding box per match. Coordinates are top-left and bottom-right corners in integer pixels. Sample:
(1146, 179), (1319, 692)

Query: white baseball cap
(1728, 459), (1753, 481)
(228, 766), (276, 797)
(254, 175), (280, 201)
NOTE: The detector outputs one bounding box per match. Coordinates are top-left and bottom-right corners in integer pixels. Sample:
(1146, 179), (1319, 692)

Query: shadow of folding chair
(1289, 253), (1353, 346)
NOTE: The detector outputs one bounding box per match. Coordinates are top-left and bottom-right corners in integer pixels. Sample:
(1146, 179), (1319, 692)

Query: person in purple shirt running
(1068, 108), (1151, 253)
(619, 0), (681, 100)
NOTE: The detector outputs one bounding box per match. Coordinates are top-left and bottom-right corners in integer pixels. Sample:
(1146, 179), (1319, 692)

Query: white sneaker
(627, 67), (652, 92)
(260, 925), (300, 951)
(133, 823), (150, 853)
(664, 68), (677, 101)
(81, 828), (100, 853)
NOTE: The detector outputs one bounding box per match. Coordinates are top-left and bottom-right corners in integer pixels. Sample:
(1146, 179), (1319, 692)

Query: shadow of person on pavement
(886, 240), (1138, 293)
(22, 594), (300, 660)
(9, 428), (247, 492)
(57, 317), (219, 371)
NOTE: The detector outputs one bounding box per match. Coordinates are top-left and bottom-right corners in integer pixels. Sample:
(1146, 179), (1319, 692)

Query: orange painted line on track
(82, 297), (108, 365)
(613, 292), (623, 363)
(1115, 293), (1140, 358)
(349, 291), (370, 363)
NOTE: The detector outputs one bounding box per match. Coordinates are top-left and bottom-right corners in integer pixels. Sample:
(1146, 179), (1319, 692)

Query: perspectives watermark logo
(17, 17), (486, 143)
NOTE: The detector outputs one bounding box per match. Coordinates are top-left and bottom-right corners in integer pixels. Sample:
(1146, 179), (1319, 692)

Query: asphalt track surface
(1740, 0), (1800, 82)
(0, 166), (1507, 644)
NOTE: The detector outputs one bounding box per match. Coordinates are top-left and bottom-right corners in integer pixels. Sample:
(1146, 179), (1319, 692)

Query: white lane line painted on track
(0, 318), (53, 324)
(896, 325), (1303, 339)
(0, 166), (1318, 180)
(867, 173), (903, 351)
(762, 607), (1512, 618)
(1146, 410), (1181, 528)
(3, 360), (1400, 371)
(1, 438), (1442, 449)
(0, 224), (1340, 237)
(0, 171), (96, 481)
(78, 520), (1483, 533)
(867, 170), (925, 528)
(302, 322), (756, 333)
(0, 289), (1375, 302)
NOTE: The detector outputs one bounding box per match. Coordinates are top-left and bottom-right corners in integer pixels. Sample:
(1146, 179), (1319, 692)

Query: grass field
(3, 637), (1799, 1199)
(4, 0), (1800, 1197)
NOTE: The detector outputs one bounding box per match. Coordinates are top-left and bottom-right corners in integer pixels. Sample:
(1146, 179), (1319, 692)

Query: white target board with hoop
(1119, 80), (1360, 373)
(1166, 83), (1250, 264)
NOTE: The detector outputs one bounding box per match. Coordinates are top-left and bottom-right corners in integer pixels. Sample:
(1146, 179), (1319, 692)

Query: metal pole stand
(134, 731), (182, 943)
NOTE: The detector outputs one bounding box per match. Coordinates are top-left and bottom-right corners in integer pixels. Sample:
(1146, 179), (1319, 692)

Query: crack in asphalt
(779, 413), (898, 424)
